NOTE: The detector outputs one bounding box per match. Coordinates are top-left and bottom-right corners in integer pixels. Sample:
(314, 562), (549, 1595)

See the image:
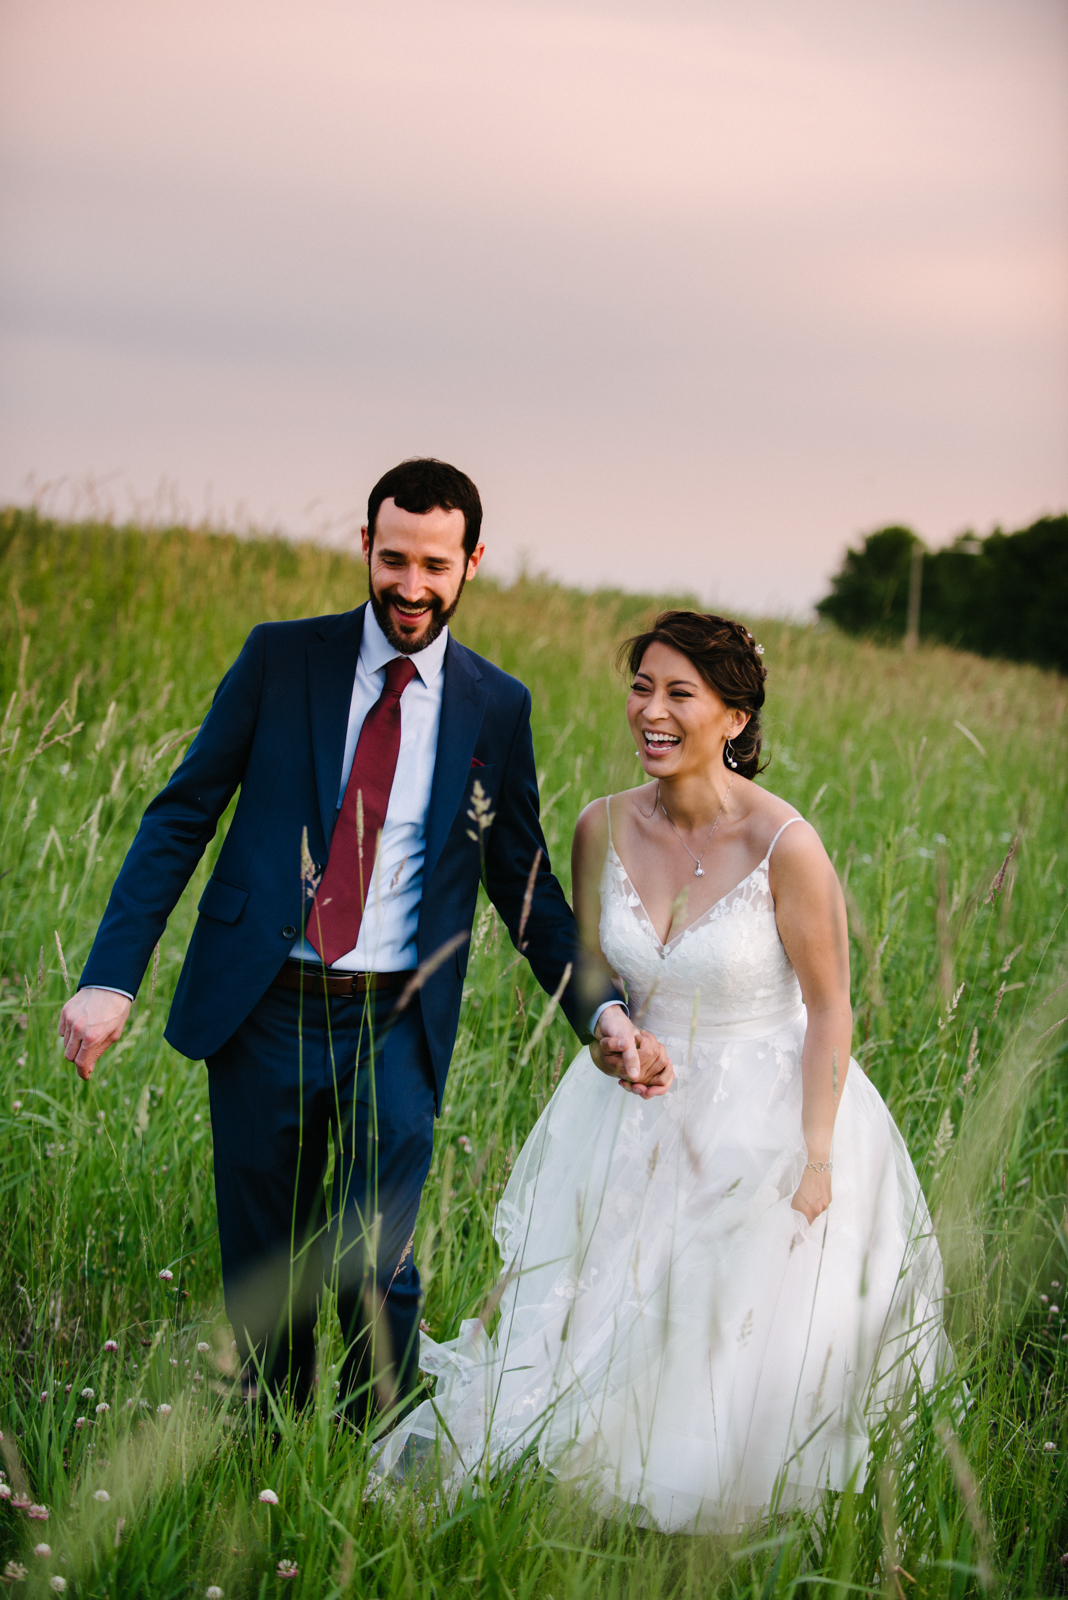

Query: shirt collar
(359, 600), (449, 688)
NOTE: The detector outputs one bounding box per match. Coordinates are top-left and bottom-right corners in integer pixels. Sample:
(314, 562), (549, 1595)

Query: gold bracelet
(805, 1160), (833, 1173)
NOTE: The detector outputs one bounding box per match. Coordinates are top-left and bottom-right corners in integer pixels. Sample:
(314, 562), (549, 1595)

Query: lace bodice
(599, 808), (804, 1035)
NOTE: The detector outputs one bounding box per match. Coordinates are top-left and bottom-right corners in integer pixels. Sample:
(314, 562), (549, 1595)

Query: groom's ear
(464, 542), (486, 582)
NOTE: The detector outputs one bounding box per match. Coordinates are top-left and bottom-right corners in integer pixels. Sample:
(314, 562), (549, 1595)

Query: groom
(59, 457), (669, 1419)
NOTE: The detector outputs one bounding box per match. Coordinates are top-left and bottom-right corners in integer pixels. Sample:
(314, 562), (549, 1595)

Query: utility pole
(904, 541), (923, 653)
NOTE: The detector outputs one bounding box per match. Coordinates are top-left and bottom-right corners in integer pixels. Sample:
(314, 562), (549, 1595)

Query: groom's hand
(59, 988), (131, 1080)
(592, 1006), (674, 1097)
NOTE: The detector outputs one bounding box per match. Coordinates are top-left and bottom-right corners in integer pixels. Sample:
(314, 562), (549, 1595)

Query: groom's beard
(369, 573), (466, 655)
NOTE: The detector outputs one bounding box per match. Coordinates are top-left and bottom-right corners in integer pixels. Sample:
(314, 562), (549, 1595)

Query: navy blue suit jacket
(80, 603), (602, 1103)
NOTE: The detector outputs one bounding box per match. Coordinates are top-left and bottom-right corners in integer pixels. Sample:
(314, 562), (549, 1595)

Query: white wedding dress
(375, 814), (949, 1531)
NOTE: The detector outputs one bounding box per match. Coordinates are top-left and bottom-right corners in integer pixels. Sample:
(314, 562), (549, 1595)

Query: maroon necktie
(307, 654), (418, 966)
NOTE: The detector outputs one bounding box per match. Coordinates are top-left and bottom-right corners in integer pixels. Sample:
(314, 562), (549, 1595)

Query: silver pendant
(694, 866), (705, 877)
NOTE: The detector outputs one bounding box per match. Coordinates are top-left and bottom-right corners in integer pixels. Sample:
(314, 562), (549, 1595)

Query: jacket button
(281, 926), (297, 940)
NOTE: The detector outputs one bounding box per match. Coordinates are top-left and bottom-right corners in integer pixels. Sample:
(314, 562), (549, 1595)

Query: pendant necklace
(658, 774), (734, 877)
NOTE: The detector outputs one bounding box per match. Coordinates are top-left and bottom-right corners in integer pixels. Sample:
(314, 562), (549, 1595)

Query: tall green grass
(1, 506), (1066, 1598)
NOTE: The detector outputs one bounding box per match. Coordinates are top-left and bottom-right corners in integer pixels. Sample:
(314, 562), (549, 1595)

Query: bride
(375, 610), (949, 1531)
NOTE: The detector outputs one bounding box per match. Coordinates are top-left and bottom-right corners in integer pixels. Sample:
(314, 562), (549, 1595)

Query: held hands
(790, 1161), (832, 1223)
(592, 1005), (675, 1098)
(58, 988), (132, 1081)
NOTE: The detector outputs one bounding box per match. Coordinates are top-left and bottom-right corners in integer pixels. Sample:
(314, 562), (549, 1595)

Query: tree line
(815, 515), (1067, 674)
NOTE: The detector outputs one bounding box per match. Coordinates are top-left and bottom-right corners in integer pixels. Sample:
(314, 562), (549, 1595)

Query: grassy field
(1, 505), (1066, 1599)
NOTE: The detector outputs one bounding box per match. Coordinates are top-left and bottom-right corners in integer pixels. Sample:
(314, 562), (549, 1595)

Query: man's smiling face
(362, 498), (485, 653)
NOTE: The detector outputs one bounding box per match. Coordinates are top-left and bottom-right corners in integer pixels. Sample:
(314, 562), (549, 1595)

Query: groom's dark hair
(367, 458), (483, 558)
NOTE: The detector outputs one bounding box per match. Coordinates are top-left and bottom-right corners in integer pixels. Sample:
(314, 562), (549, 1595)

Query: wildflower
(158, 1268), (174, 1282)
(277, 1559), (299, 1579)
(157, 1404), (172, 1417)
(193, 1113), (201, 1123)
(81, 1388), (94, 1399)
(206, 1589), (225, 1599)
(27, 1505), (49, 1520)
(197, 1341), (210, 1354)
(12, 1102), (21, 1112)
(125, 1399), (135, 1409)
(95, 1403), (110, 1414)
(193, 1371), (203, 1383)
(75, 1417), (87, 1430)
(258, 1488), (279, 1505)
(93, 1489), (110, 1502)
(1041, 1293), (1049, 1303)
(65, 1384), (72, 1394)
(51, 1578), (68, 1593)
(4, 1564), (27, 1582)
(458, 1135), (473, 1154)
(39, 1392), (49, 1403)
(1043, 1441), (1057, 1452)
(169, 1359), (178, 1367)
(34, 1543), (51, 1558)
(0, 1484), (10, 1499)
(1051, 1305), (1061, 1315)
(103, 1339), (119, 1352)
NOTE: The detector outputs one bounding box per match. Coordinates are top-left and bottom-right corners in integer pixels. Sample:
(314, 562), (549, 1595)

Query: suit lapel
(307, 605), (365, 845)
(424, 636), (488, 888)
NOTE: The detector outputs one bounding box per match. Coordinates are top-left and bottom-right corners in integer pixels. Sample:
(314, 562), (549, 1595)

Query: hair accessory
(805, 1161), (833, 1174)
(658, 775), (733, 877)
(725, 738), (738, 770)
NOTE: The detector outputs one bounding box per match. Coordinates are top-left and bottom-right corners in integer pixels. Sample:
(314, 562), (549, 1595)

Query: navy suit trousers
(206, 983), (436, 1418)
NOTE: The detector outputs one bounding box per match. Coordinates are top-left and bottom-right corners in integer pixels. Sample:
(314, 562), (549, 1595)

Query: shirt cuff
(81, 984), (135, 1002)
(590, 999), (629, 1035)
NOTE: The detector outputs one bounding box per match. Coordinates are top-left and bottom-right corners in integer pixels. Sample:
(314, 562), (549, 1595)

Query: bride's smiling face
(626, 641), (749, 779)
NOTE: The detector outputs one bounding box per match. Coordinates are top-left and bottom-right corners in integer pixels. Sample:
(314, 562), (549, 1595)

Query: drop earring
(725, 738), (738, 770)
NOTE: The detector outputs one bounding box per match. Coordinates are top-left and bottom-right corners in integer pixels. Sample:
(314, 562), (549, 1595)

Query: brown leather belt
(271, 961), (413, 999)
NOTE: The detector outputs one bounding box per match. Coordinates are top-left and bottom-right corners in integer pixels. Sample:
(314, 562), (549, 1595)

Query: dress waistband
(636, 999), (806, 1042)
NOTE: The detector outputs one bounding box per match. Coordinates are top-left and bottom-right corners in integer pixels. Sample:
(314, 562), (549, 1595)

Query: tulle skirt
(374, 1005), (949, 1532)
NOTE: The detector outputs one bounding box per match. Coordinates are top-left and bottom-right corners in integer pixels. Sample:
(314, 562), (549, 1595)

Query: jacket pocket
(198, 876), (250, 924)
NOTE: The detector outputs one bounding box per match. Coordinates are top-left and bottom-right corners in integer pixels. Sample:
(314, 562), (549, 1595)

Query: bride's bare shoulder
(574, 785), (655, 853)
(742, 783), (810, 853)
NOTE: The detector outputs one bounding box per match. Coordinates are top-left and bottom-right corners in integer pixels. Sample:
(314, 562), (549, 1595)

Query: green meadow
(1, 506), (1066, 1598)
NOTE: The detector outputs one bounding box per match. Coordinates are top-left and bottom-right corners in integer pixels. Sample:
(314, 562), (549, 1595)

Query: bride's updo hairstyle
(621, 611), (769, 779)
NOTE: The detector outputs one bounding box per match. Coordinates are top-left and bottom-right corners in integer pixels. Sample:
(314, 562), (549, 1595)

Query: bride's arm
(769, 820), (853, 1222)
(572, 800), (675, 1098)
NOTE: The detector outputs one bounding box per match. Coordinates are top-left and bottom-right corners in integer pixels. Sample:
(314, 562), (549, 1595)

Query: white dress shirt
(290, 603), (448, 973)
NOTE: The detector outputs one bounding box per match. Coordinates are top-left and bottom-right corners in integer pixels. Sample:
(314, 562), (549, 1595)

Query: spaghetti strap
(764, 815), (805, 863)
(604, 794), (615, 851)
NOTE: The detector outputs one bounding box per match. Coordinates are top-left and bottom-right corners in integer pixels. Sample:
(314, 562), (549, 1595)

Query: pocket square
(470, 758), (485, 768)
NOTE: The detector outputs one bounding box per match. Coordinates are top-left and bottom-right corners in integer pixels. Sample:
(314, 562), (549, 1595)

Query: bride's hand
(623, 1031), (674, 1097)
(790, 1165), (832, 1223)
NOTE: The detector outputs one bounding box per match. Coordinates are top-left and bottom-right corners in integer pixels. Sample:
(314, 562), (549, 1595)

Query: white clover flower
(206, 1589), (224, 1599)
(4, 1564), (27, 1582)
(75, 1417), (87, 1430)
(158, 1268), (174, 1282)
(34, 1543), (51, 1558)
(1051, 1305), (1061, 1315)
(277, 1559), (299, 1579)
(258, 1488), (279, 1505)
(103, 1339), (119, 1352)
(81, 1388), (94, 1399)
(1043, 1441), (1057, 1452)
(93, 1489), (110, 1502)
(27, 1505), (49, 1520)
(197, 1341), (211, 1354)
(50, 1578), (67, 1593)
(0, 1485), (10, 1499)
(193, 1372), (203, 1383)
(39, 1391), (48, 1403)
(95, 1403), (110, 1414)
(1041, 1293), (1049, 1303)
(157, 1404), (172, 1417)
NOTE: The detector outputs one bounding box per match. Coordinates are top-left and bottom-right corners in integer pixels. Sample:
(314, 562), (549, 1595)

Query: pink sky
(1, 0), (1066, 613)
